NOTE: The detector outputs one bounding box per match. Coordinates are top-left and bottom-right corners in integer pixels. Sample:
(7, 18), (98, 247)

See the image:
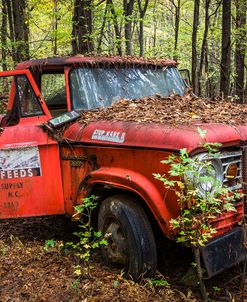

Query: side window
(41, 73), (66, 117)
(16, 75), (43, 117)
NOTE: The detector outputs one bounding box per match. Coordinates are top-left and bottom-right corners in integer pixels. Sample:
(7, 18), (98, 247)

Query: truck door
(0, 70), (64, 219)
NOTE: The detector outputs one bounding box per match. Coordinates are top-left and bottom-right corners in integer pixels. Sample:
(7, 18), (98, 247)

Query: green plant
(44, 239), (57, 252)
(113, 280), (119, 288)
(146, 278), (170, 287)
(71, 278), (80, 289)
(0, 241), (9, 256)
(154, 128), (242, 301)
(67, 195), (108, 276)
(212, 286), (221, 292)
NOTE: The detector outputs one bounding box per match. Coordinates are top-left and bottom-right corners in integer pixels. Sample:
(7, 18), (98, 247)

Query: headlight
(185, 153), (224, 196)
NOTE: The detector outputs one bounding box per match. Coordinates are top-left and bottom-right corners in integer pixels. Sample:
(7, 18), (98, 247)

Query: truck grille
(218, 150), (242, 190)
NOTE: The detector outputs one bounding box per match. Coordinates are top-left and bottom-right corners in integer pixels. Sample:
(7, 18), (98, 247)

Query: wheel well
(89, 184), (164, 241)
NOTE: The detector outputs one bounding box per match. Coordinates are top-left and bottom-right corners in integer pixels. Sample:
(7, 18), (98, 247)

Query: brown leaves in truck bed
(77, 93), (247, 127)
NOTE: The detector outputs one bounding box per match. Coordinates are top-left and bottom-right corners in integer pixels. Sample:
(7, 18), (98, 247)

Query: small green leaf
(99, 239), (108, 245)
(92, 242), (99, 248)
(94, 231), (102, 238)
(212, 286), (221, 292)
(44, 239), (56, 251)
(197, 127), (207, 138)
(148, 278), (169, 287)
(179, 148), (188, 158)
(113, 280), (119, 288)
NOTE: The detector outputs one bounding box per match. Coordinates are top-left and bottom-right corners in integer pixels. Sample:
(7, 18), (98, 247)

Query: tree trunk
(198, 0), (211, 95)
(107, 0), (122, 55)
(6, 1), (16, 63)
(137, 0), (149, 57)
(11, 0), (30, 63)
(220, 0), (231, 98)
(123, 0), (135, 55)
(1, 0), (8, 71)
(6, 0), (29, 64)
(139, 18), (144, 56)
(53, 0), (58, 55)
(235, 0), (246, 103)
(205, 44), (210, 96)
(71, 0), (94, 54)
(97, 2), (108, 53)
(153, 0), (157, 51)
(192, 0), (200, 94)
(194, 248), (208, 302)
(173, 0), (181, 60)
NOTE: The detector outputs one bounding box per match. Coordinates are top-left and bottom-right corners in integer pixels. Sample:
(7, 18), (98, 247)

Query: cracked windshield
(70, 67), (186, 110)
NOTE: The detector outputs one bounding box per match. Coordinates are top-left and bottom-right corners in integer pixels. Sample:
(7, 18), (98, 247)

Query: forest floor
(0, 216), (244, 302)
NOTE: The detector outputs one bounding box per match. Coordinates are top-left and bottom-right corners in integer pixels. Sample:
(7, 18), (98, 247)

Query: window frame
(0, 69), (51, 123)
(15, 75), (44, 118)
(40, 72), (67, 112)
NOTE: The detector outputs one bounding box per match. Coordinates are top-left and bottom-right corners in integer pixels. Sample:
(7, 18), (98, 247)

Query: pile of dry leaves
(73, 54), (177, 68)
(77, 93), (247, 127)
(44, 93), (247, 141)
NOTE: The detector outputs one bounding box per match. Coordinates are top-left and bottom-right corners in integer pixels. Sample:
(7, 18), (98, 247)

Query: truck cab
(0, 56), (245, 280)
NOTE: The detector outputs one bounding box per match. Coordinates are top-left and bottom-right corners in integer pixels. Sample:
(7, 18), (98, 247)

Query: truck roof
(16, 55), (177, 73)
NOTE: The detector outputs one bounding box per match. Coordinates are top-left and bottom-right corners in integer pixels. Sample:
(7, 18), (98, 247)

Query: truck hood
(62, 120), (246, 153)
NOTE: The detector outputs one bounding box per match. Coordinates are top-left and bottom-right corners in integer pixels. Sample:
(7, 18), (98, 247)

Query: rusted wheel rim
(104, 220), (128, 265)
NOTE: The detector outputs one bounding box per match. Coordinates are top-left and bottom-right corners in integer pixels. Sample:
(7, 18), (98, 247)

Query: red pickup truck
(0, 56), (245, 280)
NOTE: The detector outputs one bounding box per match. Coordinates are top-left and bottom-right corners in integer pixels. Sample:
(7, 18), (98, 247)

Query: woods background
(0, 0), (246, 101)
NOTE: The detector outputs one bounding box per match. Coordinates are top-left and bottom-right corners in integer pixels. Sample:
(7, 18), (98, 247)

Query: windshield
(70, 67), (186, 111)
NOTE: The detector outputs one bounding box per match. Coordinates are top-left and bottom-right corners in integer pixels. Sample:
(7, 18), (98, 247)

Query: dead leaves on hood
(46, 93), (247, 141)
(77, 93), (247, 127)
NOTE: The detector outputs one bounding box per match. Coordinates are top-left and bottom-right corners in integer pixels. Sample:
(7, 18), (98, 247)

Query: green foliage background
(0, 0), (246, 97)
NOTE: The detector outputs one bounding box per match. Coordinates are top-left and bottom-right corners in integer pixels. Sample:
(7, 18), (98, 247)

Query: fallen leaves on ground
(0, 217), (193, 302)
(0, 217), (244, 302)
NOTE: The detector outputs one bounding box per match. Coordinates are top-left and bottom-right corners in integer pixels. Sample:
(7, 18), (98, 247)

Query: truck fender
(76, 167), (173, 235)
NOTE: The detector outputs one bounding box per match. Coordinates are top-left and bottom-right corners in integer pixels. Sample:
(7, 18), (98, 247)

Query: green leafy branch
(67, 195), (108, 277)
(154, 128), (243, 301)
(154, 129), (241, 248)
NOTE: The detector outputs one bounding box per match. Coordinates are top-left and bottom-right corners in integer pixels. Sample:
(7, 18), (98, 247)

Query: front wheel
(98, 194), (157, 280)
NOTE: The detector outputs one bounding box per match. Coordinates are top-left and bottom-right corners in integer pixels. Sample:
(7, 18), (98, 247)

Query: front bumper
(201, 227), (245, 278)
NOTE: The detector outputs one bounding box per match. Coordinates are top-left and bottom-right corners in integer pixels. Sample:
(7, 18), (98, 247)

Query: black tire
(98, 194), (157, 281)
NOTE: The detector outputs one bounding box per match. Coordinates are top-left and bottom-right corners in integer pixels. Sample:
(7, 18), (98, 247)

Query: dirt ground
(0, 216), (245, 302)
